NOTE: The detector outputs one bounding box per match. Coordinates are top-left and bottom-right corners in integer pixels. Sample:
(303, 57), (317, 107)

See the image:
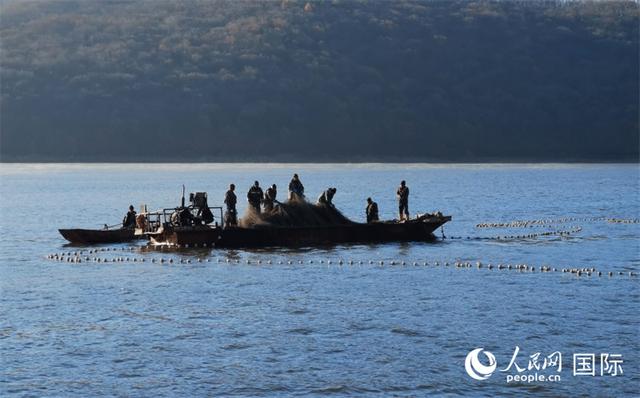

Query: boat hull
(150, 216), (451, 248)
(59, 228), (137, 244)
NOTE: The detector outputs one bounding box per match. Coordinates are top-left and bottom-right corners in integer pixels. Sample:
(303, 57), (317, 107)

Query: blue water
(1, 163), (638, 397)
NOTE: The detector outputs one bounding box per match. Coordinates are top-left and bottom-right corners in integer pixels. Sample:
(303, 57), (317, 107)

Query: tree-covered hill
(1, 0), (638, 162)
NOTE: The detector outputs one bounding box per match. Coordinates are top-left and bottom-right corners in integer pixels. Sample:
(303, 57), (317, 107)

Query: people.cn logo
(465, 348), (497, 380)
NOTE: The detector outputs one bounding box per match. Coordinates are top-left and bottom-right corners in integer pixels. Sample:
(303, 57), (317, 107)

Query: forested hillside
(1, 0), (638, 161)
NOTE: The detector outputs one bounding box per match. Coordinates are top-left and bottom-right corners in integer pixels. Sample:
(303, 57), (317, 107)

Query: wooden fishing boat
(59, 190), (451, 248)
(149, 214), (451, 248)
(58, 228), (138, 244)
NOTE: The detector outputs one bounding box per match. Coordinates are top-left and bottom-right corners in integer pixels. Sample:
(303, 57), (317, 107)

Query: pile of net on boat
(239, 198), (354, 228)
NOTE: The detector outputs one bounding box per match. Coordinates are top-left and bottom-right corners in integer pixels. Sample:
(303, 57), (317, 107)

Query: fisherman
(122, 205), (136, 228)
(288, 173), (305, 200)
(317, 187), (337, 207)
(397, 180), (410, 221)
(247, 181), (264, 213)
(224, 183), (238, 226)
(366, 197), (379, 223)
(264, 184), (277, 212)
(196, 195), (214, 225)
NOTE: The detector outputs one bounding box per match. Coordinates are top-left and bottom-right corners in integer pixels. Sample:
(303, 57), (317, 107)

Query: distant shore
(1, 155), (638, 164)
(1, 159), (638, 165)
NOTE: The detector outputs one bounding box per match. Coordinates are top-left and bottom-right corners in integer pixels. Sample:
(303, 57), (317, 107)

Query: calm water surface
(1, 163), (638, 397)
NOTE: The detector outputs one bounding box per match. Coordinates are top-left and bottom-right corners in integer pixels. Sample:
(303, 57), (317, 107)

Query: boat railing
(138, 211), (164, 233)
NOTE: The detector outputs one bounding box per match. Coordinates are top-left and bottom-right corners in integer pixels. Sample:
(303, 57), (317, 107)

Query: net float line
(449, 226), (582, 240)
(475, 216), (639, 229)
(43, 253), (637, 279)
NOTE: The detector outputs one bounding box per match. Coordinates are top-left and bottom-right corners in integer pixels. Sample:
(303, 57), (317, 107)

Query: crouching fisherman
(123, 205), (136, 229)
(264, 184), (277, 212)
(224, 184), (238, 226)
(317, 187), (337, 207)
(247, 181), (264, 214)
(366, 197), (379, 223)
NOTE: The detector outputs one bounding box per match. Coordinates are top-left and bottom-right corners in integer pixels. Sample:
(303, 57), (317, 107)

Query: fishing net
(239, 196), (354, 228)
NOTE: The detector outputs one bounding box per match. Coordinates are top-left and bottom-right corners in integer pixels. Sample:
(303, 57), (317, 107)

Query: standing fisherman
(247, 181), (264, 214)
(122, 205), (136, 228)
(264, 184), (277, 212)
(397, 180), (410, 221)
(288, 173), (305, 200)
(224, 184), (238, 226)
(366, 197), (379, 223)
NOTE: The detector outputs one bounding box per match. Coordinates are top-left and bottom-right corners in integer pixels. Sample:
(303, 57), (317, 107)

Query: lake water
(1, 163), (638, 397)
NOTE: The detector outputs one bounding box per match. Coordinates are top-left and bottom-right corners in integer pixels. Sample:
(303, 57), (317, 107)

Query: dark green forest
(0, 0), (638, 162)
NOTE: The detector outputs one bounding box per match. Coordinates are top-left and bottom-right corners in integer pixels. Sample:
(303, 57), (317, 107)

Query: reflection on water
(0, 164), (639, 397)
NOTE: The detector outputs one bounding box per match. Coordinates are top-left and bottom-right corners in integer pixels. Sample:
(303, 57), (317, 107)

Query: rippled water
(1, 163), (638, 397)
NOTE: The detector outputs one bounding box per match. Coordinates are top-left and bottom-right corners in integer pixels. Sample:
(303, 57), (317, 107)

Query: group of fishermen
(122, 175), (411, 228)
(220, 174), (411, 227)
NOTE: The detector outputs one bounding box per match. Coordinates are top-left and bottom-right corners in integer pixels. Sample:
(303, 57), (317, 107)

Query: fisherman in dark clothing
(317, 187), (337, 207)
(288, 173), (305, 200)
(366, 197), (379, 223)
(224, 184), (238, 226)
(264, 184), (277, 212)
(397, 180), (410, 221)
(247, 181), (264, 214)
(123, 205), (136, 228)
